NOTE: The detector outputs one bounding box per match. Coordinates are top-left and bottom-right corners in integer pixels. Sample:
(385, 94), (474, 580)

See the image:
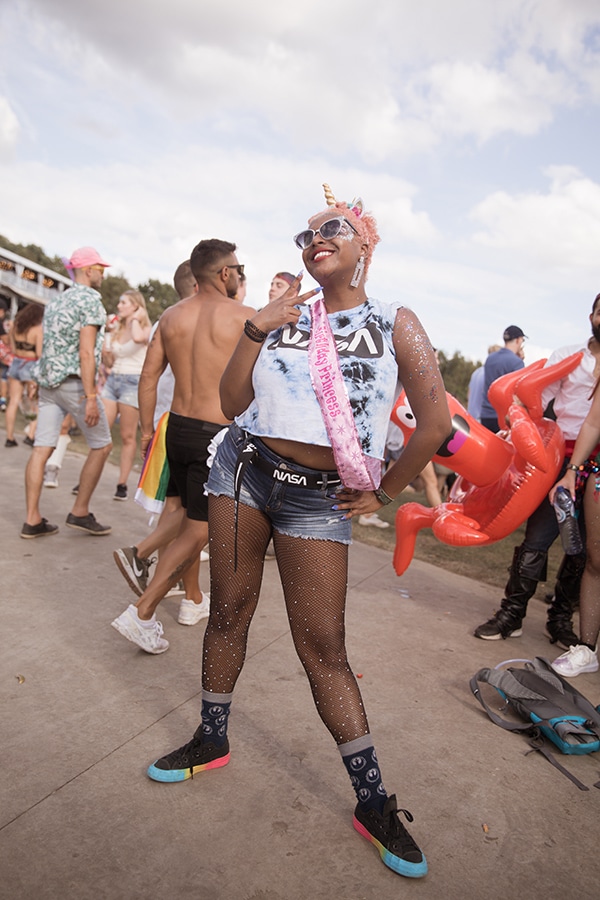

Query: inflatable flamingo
(391, 352), (583, 575)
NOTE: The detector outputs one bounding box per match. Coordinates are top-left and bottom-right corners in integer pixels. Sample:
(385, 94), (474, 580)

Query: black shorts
(165, 413), (225, 521)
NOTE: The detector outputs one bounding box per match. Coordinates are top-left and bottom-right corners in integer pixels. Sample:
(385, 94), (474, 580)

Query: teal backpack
(470, 656), (600, 790)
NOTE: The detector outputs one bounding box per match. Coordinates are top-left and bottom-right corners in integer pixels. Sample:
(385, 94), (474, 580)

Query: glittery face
(335, 220), (356, 243)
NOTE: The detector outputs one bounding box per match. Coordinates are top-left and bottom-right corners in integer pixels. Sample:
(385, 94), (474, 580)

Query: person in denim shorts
(146, 188), (451, 880)
(4, 302), (43, 447)
(100, 290), (151, 500)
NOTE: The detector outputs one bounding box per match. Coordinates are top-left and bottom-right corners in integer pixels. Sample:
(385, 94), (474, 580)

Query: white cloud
(9, 0), (599, 163)
(0, 149), (436, 288)
(410, 54), (577, 143)
(470, 166), (600, 271)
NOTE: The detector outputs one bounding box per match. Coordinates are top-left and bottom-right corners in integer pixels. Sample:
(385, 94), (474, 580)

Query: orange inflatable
(391, 352), (583, 575)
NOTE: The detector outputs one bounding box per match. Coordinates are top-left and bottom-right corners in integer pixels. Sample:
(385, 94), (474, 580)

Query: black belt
(64, 374), (81, 381)
(250, 448), (341, 490)
(232, 440), (341, 569)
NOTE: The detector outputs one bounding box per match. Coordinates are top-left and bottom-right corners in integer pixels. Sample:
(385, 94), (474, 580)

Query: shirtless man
(113, 260), (207, 612)
(111, 239), (254, 653)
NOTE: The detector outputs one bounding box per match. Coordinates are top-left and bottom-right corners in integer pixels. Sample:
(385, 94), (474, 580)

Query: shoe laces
(565, 644), (593, 662)
(382, 798), (421, 856)
(389, 809), (421, 858)
(160, 726), (205, 767)
(142, 555), (157, 575)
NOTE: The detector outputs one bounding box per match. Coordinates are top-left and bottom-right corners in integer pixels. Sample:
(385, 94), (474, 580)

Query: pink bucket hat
(68, 247), (111, 269)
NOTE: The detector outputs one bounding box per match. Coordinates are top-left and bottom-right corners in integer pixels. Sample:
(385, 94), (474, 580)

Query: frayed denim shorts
(102, 373), (141, 408)
(206, 423), (351, 543)
(7, 357), (37, 382)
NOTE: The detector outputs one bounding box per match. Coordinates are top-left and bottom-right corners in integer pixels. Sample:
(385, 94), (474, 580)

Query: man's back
(480, 348), (524, 419)
(159, 288), (252, 425)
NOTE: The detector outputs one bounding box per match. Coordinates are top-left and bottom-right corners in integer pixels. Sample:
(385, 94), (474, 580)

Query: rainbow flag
(135, 412), (170, 515)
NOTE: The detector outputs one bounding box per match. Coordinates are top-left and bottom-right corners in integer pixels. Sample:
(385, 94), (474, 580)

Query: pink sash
(308, 297), (381, 490)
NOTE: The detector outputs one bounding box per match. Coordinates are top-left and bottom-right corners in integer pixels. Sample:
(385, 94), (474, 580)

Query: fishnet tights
(203, 495), (370, 744)
(580, 480), (600, 647)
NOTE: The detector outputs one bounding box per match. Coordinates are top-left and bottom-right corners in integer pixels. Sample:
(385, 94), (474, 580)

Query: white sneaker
(111, 604), (169, 654)
(551, 644), (598, 678)
(178, 593), (210, 626)
(44, 465), (59, 488)
(358, 514), (390, 529)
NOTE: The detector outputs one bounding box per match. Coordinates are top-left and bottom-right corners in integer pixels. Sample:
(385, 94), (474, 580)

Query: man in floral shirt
(21, 247), (113, 538)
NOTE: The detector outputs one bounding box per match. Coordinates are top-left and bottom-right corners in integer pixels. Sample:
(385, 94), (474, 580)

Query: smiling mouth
(312, 250), (334, 261)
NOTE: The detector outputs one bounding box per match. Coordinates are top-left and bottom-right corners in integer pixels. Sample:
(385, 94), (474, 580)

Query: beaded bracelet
(244, 319), (269, 343)
(568, 464), (584, 472)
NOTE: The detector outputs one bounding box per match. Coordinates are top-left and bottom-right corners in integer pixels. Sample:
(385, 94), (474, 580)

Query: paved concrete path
(2, 437), (599, 899)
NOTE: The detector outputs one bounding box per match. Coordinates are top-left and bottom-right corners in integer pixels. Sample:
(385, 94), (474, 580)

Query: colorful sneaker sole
(353, 816), (428, 879)
(147, 751), (230, 783)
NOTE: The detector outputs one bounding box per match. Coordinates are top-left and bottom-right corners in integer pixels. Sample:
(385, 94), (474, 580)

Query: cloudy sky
(2, 0), (600, 363)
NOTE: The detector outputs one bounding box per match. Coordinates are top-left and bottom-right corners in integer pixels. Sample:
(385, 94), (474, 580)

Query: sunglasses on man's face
(293, 217), (358, 250)
(219, 263), (245, 276)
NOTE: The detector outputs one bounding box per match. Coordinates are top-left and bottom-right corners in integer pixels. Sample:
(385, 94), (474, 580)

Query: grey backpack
(470, 657), (600, 790)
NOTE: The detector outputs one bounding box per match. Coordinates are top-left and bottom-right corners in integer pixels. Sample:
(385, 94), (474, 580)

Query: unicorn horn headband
(322, 183), (364, 219)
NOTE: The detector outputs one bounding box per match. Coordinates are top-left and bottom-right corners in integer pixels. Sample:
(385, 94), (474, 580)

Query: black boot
(474, 545), (547, 640)
(546, 552), (584, 649)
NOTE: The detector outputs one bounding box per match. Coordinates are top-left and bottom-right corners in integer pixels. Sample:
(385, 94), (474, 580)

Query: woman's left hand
(331, 488), (384, 520)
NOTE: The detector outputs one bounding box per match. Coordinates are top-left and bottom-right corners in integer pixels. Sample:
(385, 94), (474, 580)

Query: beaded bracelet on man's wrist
(244, 319), (269, 343)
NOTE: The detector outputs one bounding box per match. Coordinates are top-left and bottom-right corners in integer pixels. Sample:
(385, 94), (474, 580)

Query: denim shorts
(206, 423), (351, 543)
(35, 378), (111, 449)
(7, 357), (37, 382)
(102, 373), (140, 408)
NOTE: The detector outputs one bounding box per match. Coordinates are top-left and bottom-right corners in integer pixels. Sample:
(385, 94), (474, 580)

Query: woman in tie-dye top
(147, 186), (451, 880)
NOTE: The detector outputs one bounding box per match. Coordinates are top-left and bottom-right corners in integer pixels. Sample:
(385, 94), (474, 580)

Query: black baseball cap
(503, 325), (527, 341)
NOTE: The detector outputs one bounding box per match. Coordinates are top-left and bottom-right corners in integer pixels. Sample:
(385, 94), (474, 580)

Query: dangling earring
(350, 255), (365, 289)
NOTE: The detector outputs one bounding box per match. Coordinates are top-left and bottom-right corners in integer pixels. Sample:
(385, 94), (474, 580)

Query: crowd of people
(2, 185), (600, 880)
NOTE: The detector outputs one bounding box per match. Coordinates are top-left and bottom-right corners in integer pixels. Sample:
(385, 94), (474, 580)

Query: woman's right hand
(549, 469), (576, 505)
(252, 278), (321, 334)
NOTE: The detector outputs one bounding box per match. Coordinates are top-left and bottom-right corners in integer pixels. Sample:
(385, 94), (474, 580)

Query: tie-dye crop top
(236, 297), (403, 459)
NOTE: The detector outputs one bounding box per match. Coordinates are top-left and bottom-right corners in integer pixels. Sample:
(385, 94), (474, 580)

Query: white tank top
(107, 337), (147, 375)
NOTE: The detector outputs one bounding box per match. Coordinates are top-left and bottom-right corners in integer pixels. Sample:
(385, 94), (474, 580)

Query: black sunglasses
(220, 263), (245, 276)
(293, 217), (358, 250)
